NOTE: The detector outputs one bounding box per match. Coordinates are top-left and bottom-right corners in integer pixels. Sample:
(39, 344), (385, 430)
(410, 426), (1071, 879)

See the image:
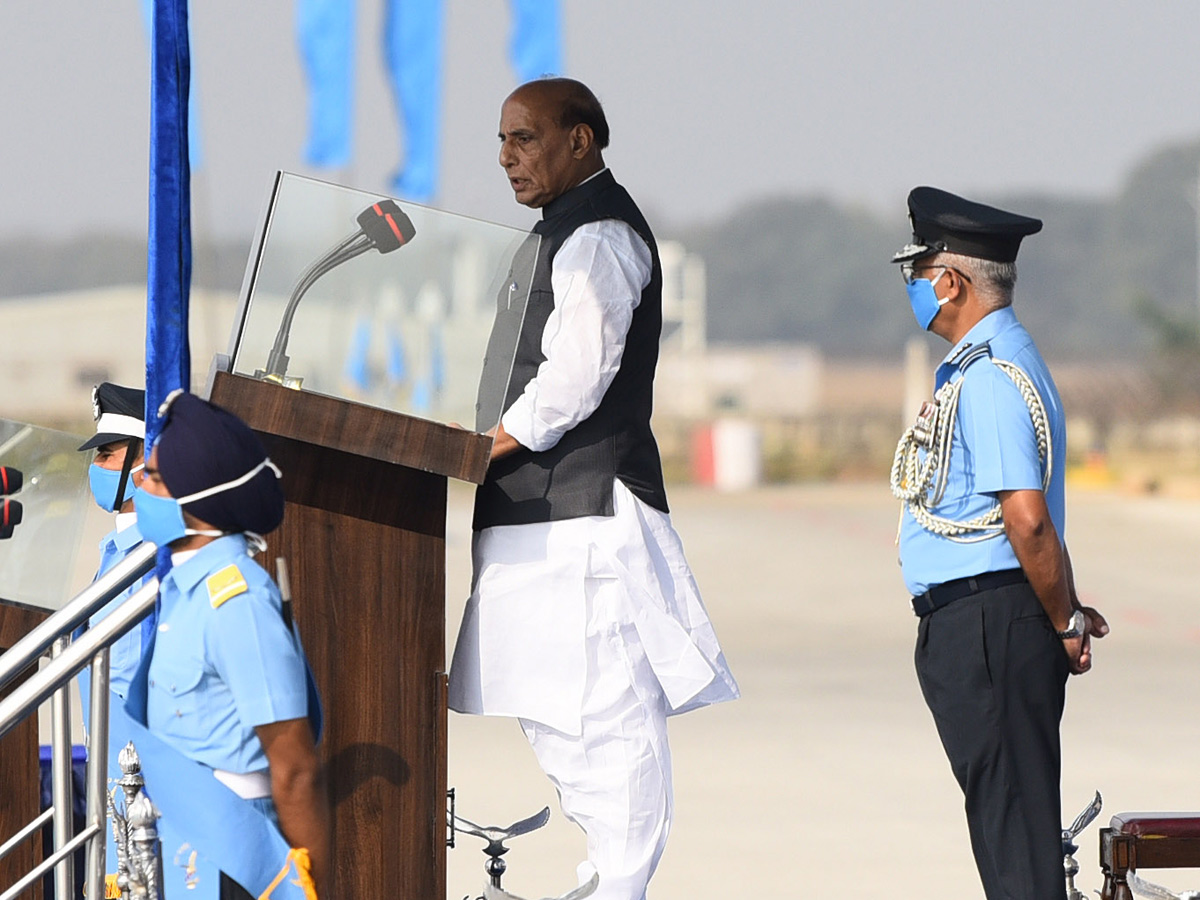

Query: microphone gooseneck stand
(263, 231), (376, 380)
(262, 199), (416, 382)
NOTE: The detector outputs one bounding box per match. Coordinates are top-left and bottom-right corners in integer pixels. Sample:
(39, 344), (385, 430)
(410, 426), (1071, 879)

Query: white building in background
(654, 344), (822, 419)
(3, 240), (823, 432)
(0, 287), (237, 428)
(659, 240), (707, 354)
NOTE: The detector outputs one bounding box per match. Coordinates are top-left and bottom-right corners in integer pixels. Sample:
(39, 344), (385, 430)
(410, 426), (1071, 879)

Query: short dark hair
(536, 77), (610, 149)
(99, 436), (143, 459)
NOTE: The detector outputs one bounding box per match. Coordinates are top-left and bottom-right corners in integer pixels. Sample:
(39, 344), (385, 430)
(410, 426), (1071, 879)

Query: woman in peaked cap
(76, 382), (153, 891)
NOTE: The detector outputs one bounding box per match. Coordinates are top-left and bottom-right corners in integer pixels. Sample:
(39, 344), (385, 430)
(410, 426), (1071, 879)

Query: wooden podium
(209, 370), (491, 900)
(0, 604), (48, 899)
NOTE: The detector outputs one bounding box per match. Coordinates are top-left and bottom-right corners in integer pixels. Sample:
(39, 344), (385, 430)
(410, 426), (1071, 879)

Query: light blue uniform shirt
(147, 534), (309, 774)
(89, 517), (149, 698)
(78, 516), (155, 885)
(900, 307), (1067, 596)
(79, 515), (149, 720)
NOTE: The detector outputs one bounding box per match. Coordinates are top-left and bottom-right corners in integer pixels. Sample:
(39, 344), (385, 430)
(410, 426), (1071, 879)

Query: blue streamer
(296, 0), (356, 168)
(410, 375), (431, 415)
(429, 322), (445, 393)
(343, 317), (372, 390)
(509, 0), (562, 81)
(386, 324), (408, 385)
(383, 0), (444, 202)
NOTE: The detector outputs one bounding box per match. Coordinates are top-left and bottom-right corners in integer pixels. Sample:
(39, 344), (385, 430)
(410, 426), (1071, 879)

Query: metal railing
(0, 542), (158, 900)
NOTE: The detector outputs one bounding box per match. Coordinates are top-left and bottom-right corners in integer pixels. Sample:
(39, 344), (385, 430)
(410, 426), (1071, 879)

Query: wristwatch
(1057, 609), (1086, 640)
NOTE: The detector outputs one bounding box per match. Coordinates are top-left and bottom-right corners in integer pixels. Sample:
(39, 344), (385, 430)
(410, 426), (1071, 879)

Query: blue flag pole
(146, 0), (193, 585)
(146, 0), (193, 447)
(140, 0), (205, 169)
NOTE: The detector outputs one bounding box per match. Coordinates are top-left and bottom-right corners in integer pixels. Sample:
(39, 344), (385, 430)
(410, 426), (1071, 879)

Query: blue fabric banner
(383, 0), (444, 203)
(147, 0), (193, 582)
(296, 0), (356, 168)
(146, 0), (192, 452)
(509, 0), (562, 81)
(140, 0), (204, 170)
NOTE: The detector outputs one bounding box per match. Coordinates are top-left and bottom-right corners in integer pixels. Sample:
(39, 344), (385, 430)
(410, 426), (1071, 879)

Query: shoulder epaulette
(206, 564), (249, 609)
(948, 341), (992, 371)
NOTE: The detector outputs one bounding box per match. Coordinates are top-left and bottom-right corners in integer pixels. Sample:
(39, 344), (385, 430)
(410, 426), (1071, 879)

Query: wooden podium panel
(209, 370), (490, 485)
(0, 604), (48, 900)
(210, 371), (489, 900)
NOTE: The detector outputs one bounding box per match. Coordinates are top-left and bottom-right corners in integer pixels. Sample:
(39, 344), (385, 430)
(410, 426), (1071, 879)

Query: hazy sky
(4, 1), (1200, 244)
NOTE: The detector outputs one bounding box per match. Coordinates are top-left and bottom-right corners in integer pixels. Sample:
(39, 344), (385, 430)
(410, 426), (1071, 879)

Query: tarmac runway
(443, 481), (1200, 900)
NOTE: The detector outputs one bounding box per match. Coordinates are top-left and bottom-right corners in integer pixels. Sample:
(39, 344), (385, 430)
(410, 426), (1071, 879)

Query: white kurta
(447, 198), (739, 736)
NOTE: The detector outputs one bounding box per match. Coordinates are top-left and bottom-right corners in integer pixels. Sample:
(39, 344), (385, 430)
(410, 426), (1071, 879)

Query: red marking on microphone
(2, 499), (10, 526)
(0, 469), (7, 493)
(384, 213), (406, 244)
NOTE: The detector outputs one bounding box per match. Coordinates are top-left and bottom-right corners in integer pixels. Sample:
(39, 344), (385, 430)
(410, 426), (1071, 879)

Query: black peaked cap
(891, 186), (1043, 264)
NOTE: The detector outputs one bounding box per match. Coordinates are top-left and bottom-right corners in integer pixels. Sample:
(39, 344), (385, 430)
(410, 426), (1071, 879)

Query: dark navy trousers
(915, 580), (1070, 900)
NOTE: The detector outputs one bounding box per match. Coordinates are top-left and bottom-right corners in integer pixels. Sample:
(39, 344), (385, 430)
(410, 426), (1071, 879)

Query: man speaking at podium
(449, 78), (739, 900)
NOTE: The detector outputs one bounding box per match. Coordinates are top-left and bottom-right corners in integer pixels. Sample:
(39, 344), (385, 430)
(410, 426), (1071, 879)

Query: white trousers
(519, 576), (673, 900)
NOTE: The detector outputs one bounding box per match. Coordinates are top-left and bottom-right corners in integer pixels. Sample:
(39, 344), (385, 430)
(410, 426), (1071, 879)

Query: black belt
(911, 568), (1028, 618)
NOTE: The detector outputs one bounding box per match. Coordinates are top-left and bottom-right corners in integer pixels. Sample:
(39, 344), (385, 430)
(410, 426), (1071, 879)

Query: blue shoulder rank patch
(948, 340), (992, 371)
(206, 564), (249, 609)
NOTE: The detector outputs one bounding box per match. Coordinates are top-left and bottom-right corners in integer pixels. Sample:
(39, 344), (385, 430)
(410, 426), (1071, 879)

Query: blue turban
(154, 392), (285, 535)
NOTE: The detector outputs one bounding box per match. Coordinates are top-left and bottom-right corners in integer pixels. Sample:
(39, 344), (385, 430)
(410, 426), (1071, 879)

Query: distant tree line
(5, 139), (1200, 361)
(671, 139), (1200, 360)
(0, 235), (249, 303)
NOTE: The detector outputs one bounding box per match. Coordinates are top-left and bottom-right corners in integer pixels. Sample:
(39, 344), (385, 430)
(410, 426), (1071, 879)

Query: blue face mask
(132, 487), (191, 547)
(906, 269), (948, 331)
(89, 462), (144, 512)
(132, 457), (281, 548)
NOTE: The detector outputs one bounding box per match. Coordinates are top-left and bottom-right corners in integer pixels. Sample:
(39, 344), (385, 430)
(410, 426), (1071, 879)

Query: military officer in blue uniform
(890, 187), (1109, 900)
(79, 382), (151, 700)
(130, 391), (327, 900)
(76, 383), (155, 887)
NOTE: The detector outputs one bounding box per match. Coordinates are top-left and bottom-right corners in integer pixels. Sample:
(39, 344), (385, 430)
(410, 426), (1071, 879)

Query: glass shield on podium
(0, 420), (90, 614)
(221, 171), (534, 436)
(207, 171), (537, 900)
(0, 420), (89, 889)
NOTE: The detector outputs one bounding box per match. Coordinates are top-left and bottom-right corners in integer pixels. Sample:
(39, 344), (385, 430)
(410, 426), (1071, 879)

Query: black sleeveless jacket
(472, 170), (669, 529)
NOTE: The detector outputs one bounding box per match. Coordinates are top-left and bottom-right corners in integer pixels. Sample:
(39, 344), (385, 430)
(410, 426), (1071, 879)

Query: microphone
(0, 498), (21, 539)
(357, 200), (416, 253)
(0, 467), (22, 495)
(264, 199), (416, 380)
